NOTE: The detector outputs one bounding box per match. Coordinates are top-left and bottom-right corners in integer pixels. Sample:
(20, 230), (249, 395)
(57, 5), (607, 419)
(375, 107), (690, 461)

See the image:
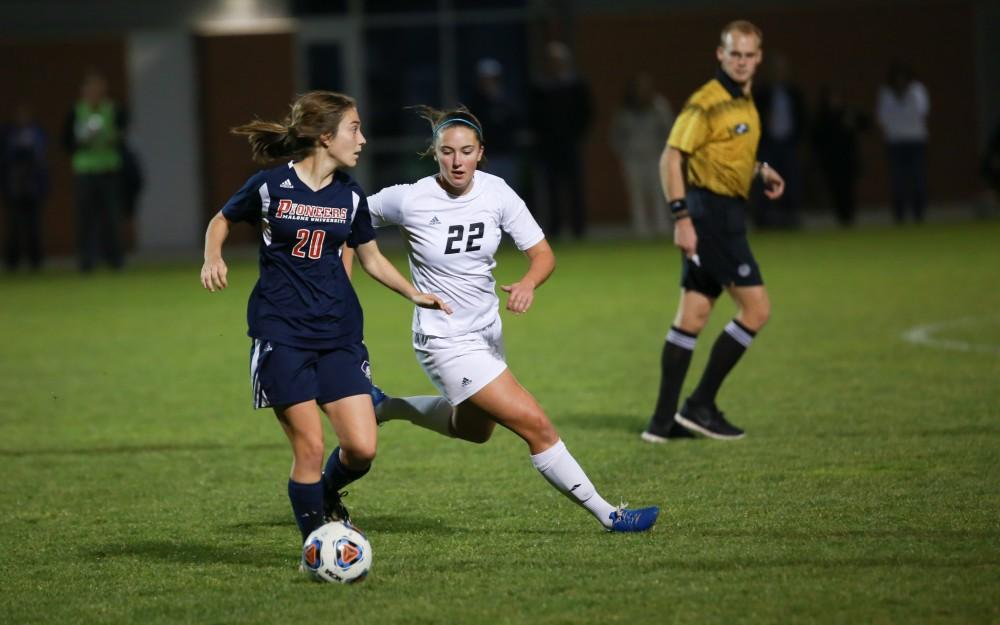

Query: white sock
(375, 395), (455, 437)
(530, 439), (616, 528)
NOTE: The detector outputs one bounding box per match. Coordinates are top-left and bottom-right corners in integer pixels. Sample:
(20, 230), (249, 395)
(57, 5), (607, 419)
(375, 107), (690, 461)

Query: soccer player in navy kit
(349, 106), (659, 532)
(200, 91), (450, 547)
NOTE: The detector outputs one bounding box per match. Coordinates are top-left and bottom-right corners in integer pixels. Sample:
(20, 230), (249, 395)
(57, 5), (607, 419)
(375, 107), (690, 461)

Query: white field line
(901, 316), (1000, 355)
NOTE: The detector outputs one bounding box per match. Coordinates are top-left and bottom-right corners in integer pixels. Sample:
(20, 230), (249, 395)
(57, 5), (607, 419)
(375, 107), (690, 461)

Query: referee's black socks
(651, 326), (697, 425)
(688, 319), (756, 407)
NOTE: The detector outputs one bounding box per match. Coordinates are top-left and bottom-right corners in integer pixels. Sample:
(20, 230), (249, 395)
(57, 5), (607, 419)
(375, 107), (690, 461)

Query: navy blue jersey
(222, 162), (375, 349)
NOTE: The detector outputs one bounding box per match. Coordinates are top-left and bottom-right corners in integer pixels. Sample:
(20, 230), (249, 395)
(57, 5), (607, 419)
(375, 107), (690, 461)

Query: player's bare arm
(341, 244), (354, 280)
(501, 239), (555, 314)
(354, 239), (453, 313)
(661, 146), (697, 258)
(201, 210), (231, 292)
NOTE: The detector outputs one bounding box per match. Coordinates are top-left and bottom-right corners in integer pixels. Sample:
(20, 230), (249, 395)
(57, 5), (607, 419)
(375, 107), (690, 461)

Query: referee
(642, 20), (785, 443)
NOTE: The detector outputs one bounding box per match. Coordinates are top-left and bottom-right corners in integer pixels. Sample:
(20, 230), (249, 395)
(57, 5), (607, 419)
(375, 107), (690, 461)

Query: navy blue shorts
(248, 339), (372, 409)
(680, 187), (764, 299)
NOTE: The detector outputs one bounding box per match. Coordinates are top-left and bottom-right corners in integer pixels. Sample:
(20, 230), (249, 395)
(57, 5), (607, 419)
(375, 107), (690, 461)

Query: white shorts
(413, 319), (507, 405)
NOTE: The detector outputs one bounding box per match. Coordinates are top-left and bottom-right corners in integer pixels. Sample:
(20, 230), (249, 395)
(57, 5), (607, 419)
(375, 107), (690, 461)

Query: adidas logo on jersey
(429, 215), (442, 225)
(461, 377), (472, 387)
(280, 179), (294, 189)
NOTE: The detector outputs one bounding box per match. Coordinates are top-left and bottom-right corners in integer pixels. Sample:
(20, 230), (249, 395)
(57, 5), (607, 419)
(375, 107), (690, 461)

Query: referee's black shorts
(679, 187), (764, 298)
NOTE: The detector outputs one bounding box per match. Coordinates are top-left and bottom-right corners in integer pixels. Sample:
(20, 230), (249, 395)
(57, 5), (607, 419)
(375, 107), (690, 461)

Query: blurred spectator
(610, 72), (674, 237)
(753, 52), (806, 229)
(467, 58), (525, 194)
(981, 120), (1000, 205)
(63, 70), (128, 271)
(1, 103), (49, 271)
(876, 63), (929, 224)
(531, 41), (593, 239)
(811, 86), (869, 227)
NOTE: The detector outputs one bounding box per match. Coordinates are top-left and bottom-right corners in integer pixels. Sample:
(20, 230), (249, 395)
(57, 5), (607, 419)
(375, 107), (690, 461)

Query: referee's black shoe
(641, 417), (697, 443)
(675, 400), (745, 440)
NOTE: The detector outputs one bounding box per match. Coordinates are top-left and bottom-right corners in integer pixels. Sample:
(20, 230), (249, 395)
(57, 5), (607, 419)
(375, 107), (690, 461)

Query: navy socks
(322, 446), (371, 494)
(287, 479), (324, 542)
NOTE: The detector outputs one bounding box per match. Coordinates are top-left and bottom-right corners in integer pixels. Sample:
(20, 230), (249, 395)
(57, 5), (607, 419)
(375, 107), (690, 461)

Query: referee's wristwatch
(669, 199), (690, 222)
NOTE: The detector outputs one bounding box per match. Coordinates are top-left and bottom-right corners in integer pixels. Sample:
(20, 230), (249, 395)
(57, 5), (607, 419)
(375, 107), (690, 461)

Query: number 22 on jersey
(444, 222), (485, 254)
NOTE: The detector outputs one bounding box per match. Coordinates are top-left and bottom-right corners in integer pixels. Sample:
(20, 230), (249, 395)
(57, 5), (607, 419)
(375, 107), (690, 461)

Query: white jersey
(368, 171), (545, 337)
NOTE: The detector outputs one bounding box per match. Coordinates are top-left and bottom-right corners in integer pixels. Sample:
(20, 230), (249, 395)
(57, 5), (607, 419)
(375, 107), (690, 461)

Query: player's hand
(674, 218), (698, 260)
(411, 292), (453, 314)
(201, 257), (228, 292)
(500, 280), (536, 314)
(762, 165), (786, 200)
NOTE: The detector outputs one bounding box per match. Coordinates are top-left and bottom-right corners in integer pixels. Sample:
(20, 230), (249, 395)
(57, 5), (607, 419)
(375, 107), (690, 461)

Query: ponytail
(231, 91), (357, 163)
(231, 119), (313, 163)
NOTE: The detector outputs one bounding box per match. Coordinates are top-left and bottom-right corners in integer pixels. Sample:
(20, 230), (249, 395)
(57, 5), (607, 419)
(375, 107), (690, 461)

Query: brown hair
(231, 91), (356, 163)
(412, 104), (485, 158)
(719, 20), (763, 48)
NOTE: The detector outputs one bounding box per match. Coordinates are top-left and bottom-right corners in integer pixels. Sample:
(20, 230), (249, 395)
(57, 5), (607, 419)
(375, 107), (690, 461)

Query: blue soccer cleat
(608, 505), (660, 532)
(370, 384), (388, 408)
(371, 384), (389, 426)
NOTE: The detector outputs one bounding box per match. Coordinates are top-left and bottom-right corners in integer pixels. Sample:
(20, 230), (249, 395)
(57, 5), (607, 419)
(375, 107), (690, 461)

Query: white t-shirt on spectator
(877, 81), (930, 143)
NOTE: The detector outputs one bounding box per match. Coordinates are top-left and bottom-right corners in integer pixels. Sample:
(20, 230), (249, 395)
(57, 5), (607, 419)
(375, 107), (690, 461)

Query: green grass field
(2, 220), (998, 625)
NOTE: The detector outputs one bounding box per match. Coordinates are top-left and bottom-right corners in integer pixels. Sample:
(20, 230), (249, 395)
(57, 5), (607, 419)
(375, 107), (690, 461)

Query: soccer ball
(301, 521), (372, 584)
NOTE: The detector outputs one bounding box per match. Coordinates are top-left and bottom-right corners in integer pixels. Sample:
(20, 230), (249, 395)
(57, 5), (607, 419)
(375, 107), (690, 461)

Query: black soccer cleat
(641, 417), (697, 443)
(323, 489), (351, 523)
(675, 400), (745, 440)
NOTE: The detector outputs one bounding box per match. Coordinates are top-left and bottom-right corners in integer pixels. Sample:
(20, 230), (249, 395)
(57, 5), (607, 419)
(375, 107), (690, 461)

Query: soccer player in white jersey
(351, 106), (659, 532)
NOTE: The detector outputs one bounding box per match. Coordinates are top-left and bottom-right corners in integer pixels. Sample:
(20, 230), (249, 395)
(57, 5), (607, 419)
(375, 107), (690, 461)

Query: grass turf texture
(1, 221), (998, 625)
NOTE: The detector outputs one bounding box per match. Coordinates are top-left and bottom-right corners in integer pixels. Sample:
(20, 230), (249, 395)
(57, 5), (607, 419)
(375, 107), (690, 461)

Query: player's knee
(340, 442), (377, 467)
(679, 316), (708, 334)
(677, 309), (711, 333)
(742, 304), (771, 331)
(462, 421), (496, 444)
(523, 409), (558, 447)
(757, 307), (771, 329)
(464, 431), (492, 445)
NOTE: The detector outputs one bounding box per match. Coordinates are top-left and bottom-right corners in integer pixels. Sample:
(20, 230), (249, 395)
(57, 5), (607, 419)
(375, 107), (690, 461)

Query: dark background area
(0, 0), (994, 255)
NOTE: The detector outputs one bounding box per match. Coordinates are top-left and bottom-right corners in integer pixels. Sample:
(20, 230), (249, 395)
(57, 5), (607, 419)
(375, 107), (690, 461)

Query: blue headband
(433, 117), (483, 139)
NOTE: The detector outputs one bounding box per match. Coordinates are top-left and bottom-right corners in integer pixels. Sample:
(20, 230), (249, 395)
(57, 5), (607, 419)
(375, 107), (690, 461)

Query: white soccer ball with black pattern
(301, 520), (372, 584)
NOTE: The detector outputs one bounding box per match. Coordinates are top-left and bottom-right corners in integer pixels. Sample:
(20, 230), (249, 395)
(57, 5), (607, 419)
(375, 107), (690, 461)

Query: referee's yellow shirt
(668, 74), (761, 200)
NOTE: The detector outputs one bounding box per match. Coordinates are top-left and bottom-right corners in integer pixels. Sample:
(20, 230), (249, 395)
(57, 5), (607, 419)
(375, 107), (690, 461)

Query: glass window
(290, 0), (348, 16)
(453, 0), (527, 9)
(364, 0), (438, 15)
(305, 44), (345, 92)
(364, 26), (441, 137)
(455, 21), (530, 109)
